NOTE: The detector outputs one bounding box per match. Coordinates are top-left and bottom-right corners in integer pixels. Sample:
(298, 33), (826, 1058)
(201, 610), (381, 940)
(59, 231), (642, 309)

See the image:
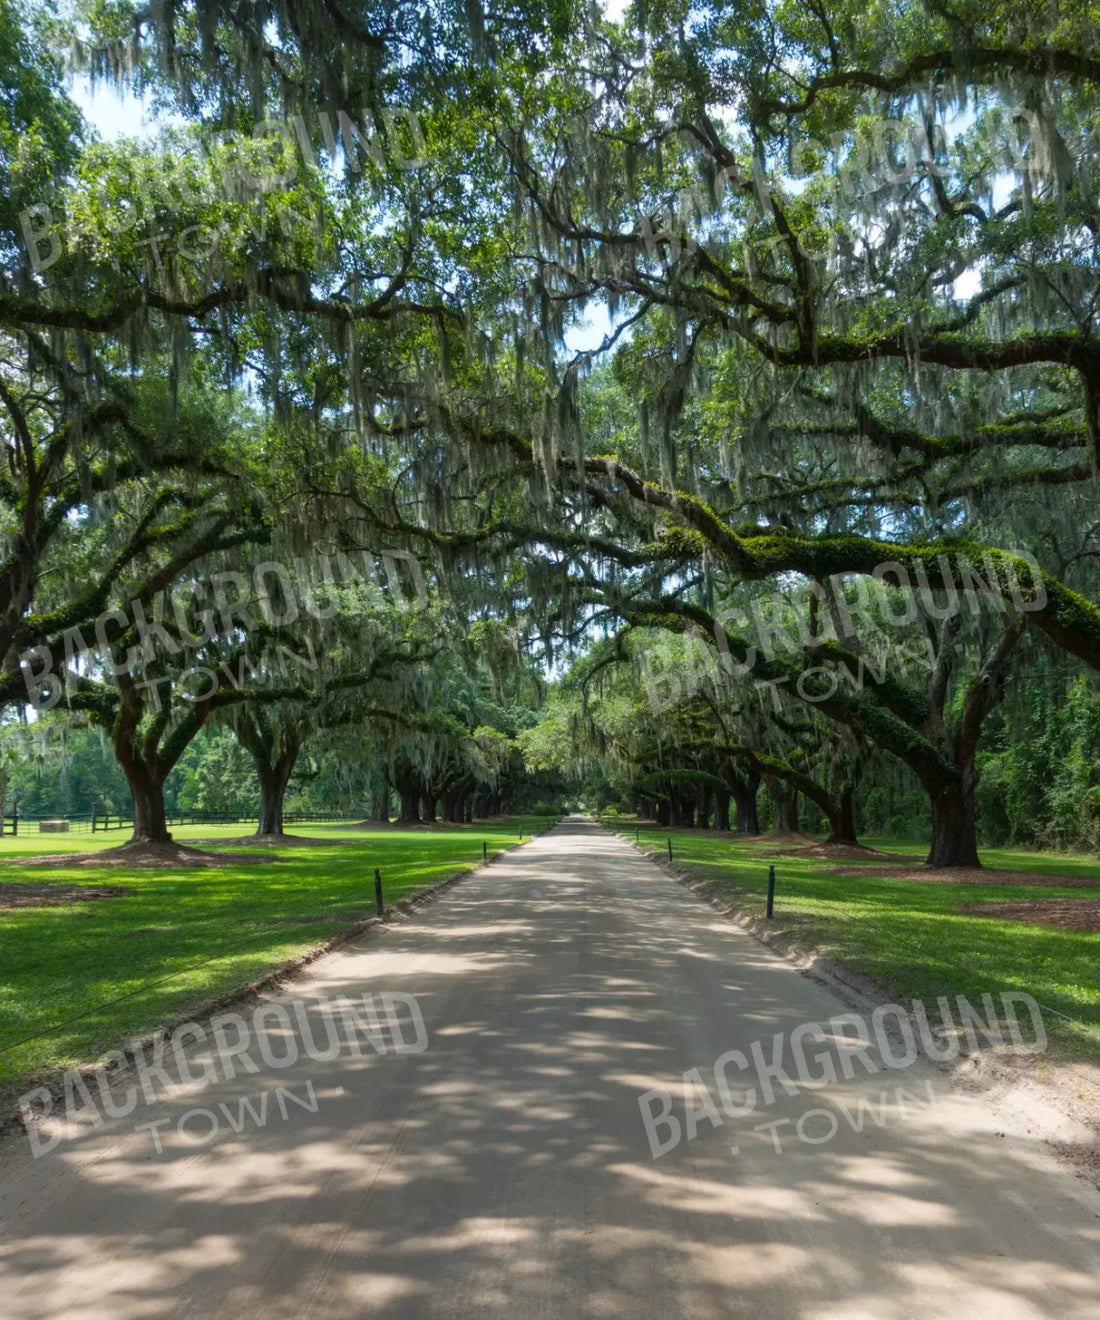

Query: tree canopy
(1, 0), (1098, 860)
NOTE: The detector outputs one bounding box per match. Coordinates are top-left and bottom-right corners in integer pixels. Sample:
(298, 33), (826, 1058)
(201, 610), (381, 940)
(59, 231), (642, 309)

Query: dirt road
(2, 819), (1098, 1318)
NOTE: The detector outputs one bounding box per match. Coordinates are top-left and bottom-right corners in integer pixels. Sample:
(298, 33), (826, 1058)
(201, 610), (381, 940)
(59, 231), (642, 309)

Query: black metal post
(635, 827), (639, 843)
(11, 803), (17, 837)
(667, 836), (672, 862)
(766, 864), (776, 918)
(374, 867), (383, 916)
(482, 840), (487, 861)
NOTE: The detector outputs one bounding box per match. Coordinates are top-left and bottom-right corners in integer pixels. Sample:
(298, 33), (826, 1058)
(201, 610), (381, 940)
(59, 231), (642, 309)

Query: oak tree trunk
(727, 775), (761, 834)
(773, 783), (799, 833)
(927, 782), (980, 867)
(723, 764), (762, 835)
(825, 786), (860, 847)
(257, 775), (285, 836)
(126, 763), (171, 844)
(369, 783), (390, 823)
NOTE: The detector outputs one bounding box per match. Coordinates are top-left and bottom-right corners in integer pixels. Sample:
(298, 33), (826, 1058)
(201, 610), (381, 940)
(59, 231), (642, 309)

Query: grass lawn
(0, 818), (553, 1096)
(615, 822), (1100, 1065)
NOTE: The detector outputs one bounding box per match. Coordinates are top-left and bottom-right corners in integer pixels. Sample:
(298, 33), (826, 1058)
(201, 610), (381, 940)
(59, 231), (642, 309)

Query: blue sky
(68, 74), (162, 139)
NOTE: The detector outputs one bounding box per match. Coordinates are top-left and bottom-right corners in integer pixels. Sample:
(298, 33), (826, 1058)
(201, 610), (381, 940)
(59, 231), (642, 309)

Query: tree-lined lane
(1, 819), (1098, 1318)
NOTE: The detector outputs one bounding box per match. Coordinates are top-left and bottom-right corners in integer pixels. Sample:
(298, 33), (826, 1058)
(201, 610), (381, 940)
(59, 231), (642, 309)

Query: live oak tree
(58, 613), (318, 845)
(229, 626), (438, 838)
(0, 16), (273, 715)
(231, 697), (386, 837)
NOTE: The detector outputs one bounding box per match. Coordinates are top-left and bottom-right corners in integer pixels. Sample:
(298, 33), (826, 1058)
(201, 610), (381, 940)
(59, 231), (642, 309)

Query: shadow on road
(2, 819), (1098, 1318)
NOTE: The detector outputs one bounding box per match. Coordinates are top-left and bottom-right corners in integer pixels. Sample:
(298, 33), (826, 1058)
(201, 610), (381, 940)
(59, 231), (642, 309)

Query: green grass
(0, 818), (553, 1094)
(617, 823), (1100, 1064)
